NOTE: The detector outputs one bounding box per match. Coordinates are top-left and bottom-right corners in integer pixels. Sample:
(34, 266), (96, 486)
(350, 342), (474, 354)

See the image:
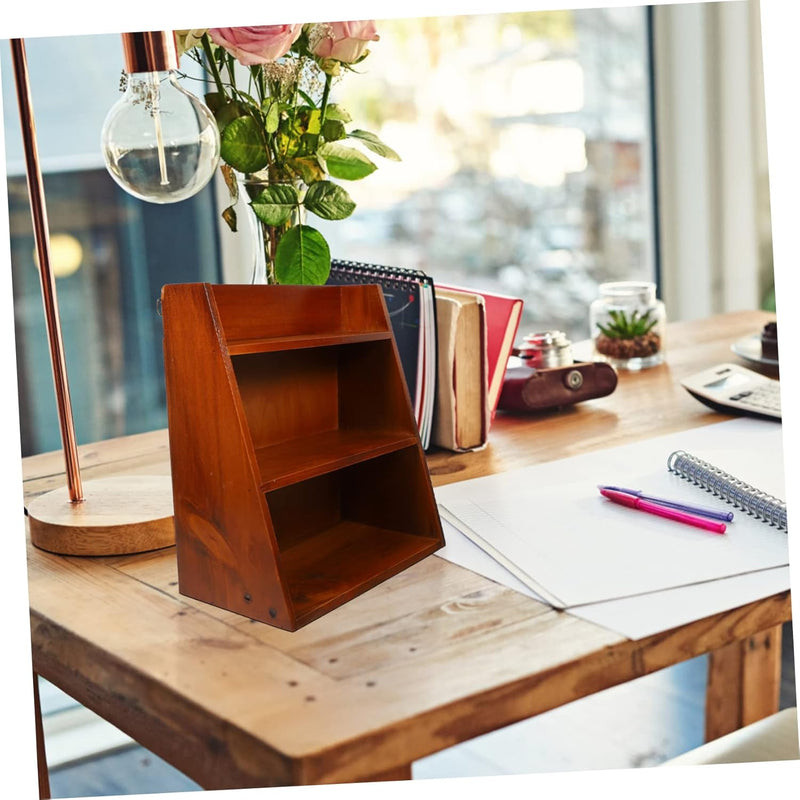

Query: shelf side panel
(161, 283), (295, 628)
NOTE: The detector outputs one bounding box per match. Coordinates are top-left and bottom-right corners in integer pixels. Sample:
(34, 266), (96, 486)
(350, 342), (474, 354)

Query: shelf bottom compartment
(280, 520), (441, 626)
(266, 445), (444, 627)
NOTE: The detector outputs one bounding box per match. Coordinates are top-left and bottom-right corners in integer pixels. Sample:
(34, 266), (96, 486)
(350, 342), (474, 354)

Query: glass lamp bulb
(101, 70), (220, 204)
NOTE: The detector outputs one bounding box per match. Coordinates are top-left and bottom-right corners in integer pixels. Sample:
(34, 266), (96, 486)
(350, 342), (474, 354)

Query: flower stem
(319, 72), (333, 129)
(200, 35), (225, 97)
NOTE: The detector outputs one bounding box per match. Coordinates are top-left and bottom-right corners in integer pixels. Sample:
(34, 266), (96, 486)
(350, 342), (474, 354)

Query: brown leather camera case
(498, 361), (618, 413)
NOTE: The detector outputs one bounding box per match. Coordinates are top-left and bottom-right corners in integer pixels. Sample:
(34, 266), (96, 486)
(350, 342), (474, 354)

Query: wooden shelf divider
(226, 330), (392, 356)
(254, 429), (419, 492)
(161, 282), (444, 631)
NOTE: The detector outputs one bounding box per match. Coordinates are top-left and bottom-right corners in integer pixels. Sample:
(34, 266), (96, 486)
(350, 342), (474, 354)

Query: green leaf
(347, 130), (401, 161)
(306, 108), (322, 136)
(235, 91), (261, 109)
(297, 88), (317, 108)
(250, 184), (300, 226)
(321, 119), (346, 143)
(274, 225), (331, 285)
(324, 104), (352, 123)
(263, 100), (280, 134)
(318, 142), (377, 180)
(204, 92), (225, 115)
(598, 307), (658, 339)
(205, 93), (245, 132)
(596, 323), (612, 338)
(303, 181), (356, 220)
(286, 157), (326, 185)
(220, 116), (269, 173)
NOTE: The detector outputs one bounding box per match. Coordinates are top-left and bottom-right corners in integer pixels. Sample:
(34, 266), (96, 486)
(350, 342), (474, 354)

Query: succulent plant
(597, 308), (658, 340)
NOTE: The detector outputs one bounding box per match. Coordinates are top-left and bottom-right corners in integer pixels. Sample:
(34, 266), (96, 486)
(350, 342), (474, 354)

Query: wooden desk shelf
(161, 283), (444, 631)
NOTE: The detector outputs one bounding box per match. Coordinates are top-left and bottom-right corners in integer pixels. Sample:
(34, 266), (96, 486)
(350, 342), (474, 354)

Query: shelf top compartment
(204, 283), (392, 353)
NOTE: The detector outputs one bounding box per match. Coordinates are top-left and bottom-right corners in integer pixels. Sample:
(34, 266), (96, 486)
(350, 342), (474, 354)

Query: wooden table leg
(33, 673), (51, 800)
(705, 624), (783, 742)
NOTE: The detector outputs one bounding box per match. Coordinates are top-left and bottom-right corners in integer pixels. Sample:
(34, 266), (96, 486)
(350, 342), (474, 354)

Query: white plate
(731, 333), (778, 367)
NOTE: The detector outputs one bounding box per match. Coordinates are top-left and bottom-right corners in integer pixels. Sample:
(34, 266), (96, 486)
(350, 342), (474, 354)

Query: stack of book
(433, 284), (523, 451)
(327, 261), (523, 453)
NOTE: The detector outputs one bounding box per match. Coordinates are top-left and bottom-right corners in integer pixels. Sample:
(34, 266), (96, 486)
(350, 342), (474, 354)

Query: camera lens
(518, 331), (573, 368)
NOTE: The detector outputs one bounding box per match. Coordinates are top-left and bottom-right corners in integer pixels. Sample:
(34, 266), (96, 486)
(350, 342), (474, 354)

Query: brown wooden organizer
(161, 283), (444, 631)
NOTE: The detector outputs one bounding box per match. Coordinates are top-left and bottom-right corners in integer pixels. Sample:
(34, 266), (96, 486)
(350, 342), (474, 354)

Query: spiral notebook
(668, 449), (788, 531)
(435, 417), (789, 609)
(327, 259), (437, 448)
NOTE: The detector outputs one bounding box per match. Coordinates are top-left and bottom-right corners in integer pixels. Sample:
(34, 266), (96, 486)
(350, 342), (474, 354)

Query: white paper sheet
(434, 418), (789, 609)
(436, 518), (791, 639)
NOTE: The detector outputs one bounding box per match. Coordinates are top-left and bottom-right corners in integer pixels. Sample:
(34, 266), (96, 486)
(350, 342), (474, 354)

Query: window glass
(314, 8), (655, 340)
(2, 34), (220, 456)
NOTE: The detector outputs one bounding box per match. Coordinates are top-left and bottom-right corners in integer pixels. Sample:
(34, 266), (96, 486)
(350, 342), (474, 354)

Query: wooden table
(25, 310), (789, 791)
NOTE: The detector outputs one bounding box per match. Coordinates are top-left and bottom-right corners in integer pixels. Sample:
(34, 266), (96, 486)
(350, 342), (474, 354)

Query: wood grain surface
(27, 475), (175, 556)
(25, 310), (790, 789)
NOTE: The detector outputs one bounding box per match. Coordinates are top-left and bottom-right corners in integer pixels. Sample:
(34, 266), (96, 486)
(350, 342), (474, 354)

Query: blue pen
(597, 486), (734, 522)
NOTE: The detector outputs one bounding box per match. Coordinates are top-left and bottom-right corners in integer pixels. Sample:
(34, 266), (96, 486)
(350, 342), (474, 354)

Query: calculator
(680, 363), (781, 420)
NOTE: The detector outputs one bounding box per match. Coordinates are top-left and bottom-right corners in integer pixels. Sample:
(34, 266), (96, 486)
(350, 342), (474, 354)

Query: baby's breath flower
(264, 58), (300, 97)
(306, 23), (335, 54)
(298, 57), (326, 100)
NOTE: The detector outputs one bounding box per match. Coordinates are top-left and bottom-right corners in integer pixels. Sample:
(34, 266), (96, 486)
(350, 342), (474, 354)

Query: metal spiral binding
(331, 260), (431, 291)
(667, 450), (787, 531)
(330, 259), (430, 293)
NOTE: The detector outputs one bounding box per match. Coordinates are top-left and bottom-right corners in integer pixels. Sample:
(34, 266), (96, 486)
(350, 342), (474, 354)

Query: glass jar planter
(590, 281), (666, 370)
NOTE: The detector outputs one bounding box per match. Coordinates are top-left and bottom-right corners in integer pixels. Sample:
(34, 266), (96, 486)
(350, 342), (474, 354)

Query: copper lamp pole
(10, 35), (175, 557)
(11, 38), (83, 503)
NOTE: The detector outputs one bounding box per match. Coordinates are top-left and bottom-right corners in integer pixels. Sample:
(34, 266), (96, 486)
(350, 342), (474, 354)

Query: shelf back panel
(267, 446), (440, 554)
(232, 349), (340, 450)
(337, 339), (416, 433)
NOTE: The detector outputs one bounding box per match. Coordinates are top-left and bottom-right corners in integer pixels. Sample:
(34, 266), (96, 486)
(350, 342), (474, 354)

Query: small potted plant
(590, 281), (666, 370)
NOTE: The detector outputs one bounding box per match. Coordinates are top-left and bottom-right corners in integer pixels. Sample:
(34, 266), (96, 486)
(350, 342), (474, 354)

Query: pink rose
(313, 21), (379, 63)
(208, 25), (302, 65)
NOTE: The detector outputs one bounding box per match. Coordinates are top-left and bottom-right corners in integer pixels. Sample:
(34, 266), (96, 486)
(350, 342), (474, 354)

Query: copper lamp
(12, 32), (220, 556)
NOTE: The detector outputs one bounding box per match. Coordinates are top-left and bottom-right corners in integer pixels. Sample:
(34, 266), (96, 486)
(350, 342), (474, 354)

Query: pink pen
(599, 488), (727, 534)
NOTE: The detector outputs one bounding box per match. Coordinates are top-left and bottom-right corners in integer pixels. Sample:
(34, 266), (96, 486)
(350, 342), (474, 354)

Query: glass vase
(237, 175), (305, 285)
(590, 281), (666, 370)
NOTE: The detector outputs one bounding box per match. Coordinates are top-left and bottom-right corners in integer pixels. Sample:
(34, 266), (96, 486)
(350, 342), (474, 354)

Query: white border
(1, 2), (797, 799)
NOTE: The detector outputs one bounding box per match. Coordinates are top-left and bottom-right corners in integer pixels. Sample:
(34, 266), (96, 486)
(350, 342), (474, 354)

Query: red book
(437, 284), (524, 425)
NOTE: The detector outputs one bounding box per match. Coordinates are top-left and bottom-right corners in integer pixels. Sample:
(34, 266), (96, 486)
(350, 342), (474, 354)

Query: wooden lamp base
(28, 475), (175, 557)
